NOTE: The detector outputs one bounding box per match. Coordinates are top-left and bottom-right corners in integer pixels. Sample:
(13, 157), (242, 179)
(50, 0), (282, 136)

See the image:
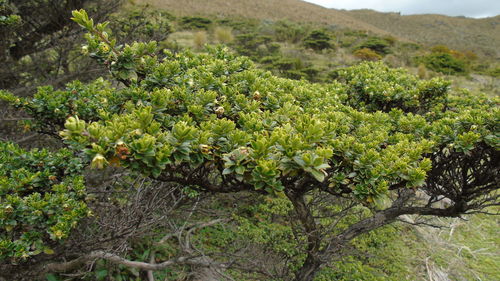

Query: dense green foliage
(233, 32), (275, 58)
(335, 62), (450, 113)
(180, 16), (212, 30)
(0, 142), (87, 261)
(421, 52), (467, 75)
(0, 8), (498, 281)
(303, 30), (333, 51)
(355, 37), (392, 55)
(353, 48), (382, 61)
(1, 10), (494, 202)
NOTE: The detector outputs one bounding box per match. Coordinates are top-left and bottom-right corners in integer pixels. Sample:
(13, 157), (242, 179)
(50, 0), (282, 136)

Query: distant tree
(356, 37), (392, 55)
(303, 29), (333, 51)
(180, 16), (212, 30)
(233, 32), (273, 57)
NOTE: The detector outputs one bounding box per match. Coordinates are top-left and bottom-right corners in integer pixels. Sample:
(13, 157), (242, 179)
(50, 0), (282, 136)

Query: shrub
(353, 48), (382, 61)
(301, 66), (321, 81)
(267, 42), (281, 54)
(356, 37), (392, 55)
(336, 61), (450, 113)
(343, 30), (368, 37)
(234, 32), (273, 57)
(421, 52), (467, 75)
(303, 29), (333, 51)
(401, 42), (422, 51)
(417, 45), (470, 75)
(216, 18), (259, 33)
(1, 10), (498, 281)
(487, 67), (500, 77)
(463, 50), (478, 61)
(431, 45), (451, 54)
(382, 35), (397, 46)
(259, 55), (320, 81)
(180, 16), (212, 30)
(0, 142), (87, 262)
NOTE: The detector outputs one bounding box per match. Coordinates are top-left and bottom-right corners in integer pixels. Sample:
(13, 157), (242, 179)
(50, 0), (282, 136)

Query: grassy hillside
(131, 3), (498, 95)
(139, 0), (389, 34)
(138, 0), (500, 57)
(346, 10), (500, 57)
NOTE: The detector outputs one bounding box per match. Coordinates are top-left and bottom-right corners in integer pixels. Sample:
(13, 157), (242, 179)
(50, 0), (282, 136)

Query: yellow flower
(21, 252), (30, 258)
(90, 153), (107, 169)
(253, 91), (261, 100)
(215, 106), (225, 117)
(200, 144), (212, 154)
(99, 43), (109, 53)
(53, 230), (65, 239)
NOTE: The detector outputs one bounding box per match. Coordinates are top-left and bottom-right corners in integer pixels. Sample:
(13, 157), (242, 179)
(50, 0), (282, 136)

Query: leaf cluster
(0, 142), (87, 261)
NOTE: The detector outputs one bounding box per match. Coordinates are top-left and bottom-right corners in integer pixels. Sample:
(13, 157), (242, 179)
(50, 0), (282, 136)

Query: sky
(303, 0), (500, 18)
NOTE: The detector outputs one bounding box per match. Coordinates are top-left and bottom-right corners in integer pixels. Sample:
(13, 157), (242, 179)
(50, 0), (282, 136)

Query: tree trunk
(286, 189), (323, 281)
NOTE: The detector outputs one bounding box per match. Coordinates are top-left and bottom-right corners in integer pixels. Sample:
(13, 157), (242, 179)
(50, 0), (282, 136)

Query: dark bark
(286, 189), (323, 281)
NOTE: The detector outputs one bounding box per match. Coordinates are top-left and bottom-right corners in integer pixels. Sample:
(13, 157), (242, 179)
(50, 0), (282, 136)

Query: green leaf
(46, 274), (59, 281)
(43, 248), (55, 255)
(310, 169), (325, 182)
(96, 269), (108, 280)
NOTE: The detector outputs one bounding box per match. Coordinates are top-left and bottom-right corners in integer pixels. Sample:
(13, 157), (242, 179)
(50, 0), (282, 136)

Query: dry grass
(214, 26), (234, 44)
(139, 0), (390, 34)
(193, 30), (208, 49)
(408, 213), (500, 281)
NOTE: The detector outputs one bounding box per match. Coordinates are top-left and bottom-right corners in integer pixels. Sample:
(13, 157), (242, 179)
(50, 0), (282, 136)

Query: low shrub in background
(355, 37), (392, 55)
(353, 48), (382, 61)
(180, 16), (212, 30)
(303, 29), (333, 51)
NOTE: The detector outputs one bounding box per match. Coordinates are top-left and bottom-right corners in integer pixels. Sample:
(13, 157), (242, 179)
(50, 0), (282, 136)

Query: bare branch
(42, 250), (221, 275)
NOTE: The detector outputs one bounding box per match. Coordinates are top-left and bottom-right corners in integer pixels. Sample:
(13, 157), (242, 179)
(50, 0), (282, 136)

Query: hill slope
(140, 0), (500, 56)
(346, 9), (500, 57)
(141, 0), (392, 34)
